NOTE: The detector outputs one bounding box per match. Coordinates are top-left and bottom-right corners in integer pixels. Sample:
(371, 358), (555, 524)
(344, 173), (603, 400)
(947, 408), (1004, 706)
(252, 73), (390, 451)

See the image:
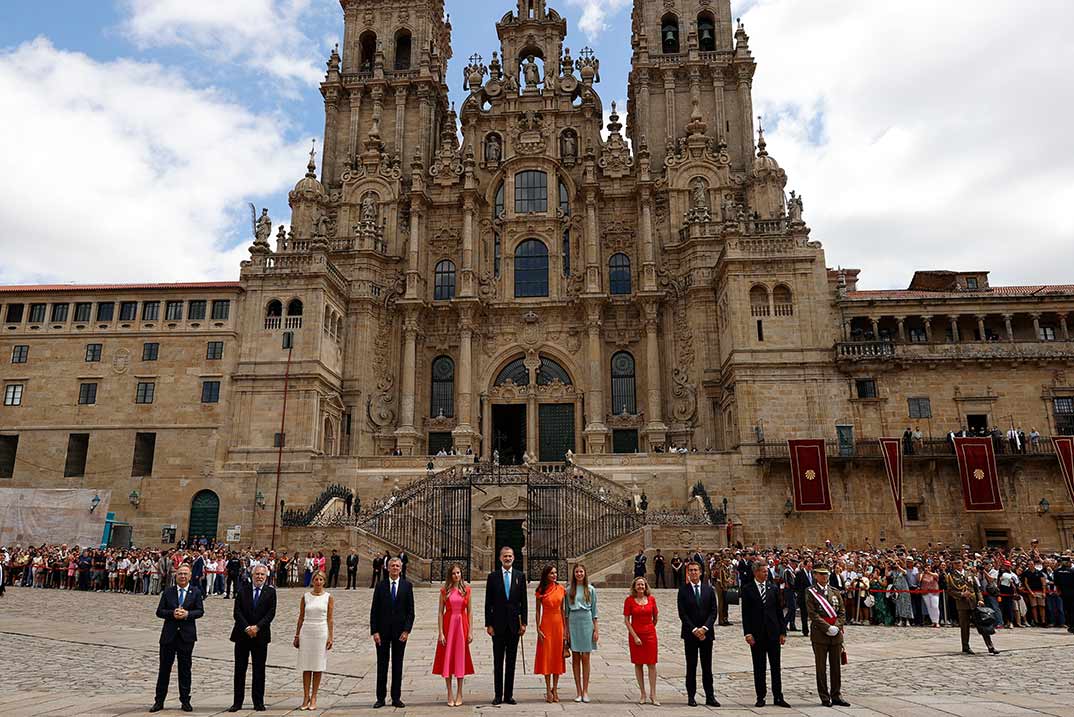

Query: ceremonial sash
(809, 587), (838, 626)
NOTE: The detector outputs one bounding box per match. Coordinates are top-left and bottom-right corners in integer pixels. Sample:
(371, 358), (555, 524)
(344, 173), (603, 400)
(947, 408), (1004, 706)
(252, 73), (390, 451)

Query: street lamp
(783, 499), (793, 517)
(1038, 497), (1050, 514)
(128, 489), (141, 507)
(255, 490), (267, 509)
(90, 493), (101, 513)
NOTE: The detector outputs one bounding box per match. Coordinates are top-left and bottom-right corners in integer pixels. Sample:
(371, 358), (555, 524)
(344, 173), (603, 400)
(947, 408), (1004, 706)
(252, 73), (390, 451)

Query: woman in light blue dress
(567, 564), (599, 703)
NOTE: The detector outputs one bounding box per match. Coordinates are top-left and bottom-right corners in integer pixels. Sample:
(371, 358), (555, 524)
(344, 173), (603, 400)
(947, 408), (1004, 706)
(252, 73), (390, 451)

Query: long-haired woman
(294, 570), (334, 710)
(432, 562), (475, 706)
(533, 564), (568, 702)
(624, 576), (659, 705)
(567, 563), (599, 702)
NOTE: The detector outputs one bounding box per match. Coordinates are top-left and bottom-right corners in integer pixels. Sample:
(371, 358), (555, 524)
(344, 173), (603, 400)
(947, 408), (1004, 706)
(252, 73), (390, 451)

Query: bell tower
(319, 0), (453, 189)
(626, 0), (756, 170)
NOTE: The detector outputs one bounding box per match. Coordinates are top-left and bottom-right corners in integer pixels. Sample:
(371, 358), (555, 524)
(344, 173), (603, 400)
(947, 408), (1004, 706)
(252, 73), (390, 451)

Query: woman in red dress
(623, 576), (660, 705)
(432, 563), (475, 706)
(533, 564), (568, 703)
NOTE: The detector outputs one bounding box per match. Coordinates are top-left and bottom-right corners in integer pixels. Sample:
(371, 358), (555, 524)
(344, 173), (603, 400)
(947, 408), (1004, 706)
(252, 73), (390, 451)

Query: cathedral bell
(700, 27), (713, 43)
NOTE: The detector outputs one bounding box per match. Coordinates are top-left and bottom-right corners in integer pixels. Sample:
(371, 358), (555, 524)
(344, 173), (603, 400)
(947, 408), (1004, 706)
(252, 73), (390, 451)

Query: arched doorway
(188, 490), (220, 543)
(486, 354), (578, 463)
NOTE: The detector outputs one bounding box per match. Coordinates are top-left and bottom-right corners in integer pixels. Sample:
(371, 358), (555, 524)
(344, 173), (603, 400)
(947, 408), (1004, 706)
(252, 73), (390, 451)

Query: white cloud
(731, 0), (1074, 289)
(566, 0), (632, 39)
(120, 0), (327, 86)
(0, 38), (310, 284)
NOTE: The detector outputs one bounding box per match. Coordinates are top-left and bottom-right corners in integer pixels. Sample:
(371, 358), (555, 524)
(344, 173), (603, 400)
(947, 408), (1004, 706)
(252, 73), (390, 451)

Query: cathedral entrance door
(494, 519), (525, 575)
(538, 403), (575, 462)
(492, 404), (526, 465)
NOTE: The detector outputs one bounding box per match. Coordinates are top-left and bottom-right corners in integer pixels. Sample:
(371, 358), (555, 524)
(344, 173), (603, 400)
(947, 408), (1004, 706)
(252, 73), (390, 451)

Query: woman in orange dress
(432, 563), (475, 707)
(533, 564), (568, 703)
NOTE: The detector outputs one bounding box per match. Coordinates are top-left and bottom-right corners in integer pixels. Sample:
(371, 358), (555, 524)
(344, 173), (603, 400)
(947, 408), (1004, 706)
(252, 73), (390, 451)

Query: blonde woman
(432, 563), (475, 706)
(624, 576), (659, 705)
(567, 564), (599, 703)
(294, 570), (334, 710)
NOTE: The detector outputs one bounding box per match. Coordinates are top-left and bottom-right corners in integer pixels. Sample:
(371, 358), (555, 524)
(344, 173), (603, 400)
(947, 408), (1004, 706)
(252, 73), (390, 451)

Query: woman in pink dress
(432, 563), (475, 707)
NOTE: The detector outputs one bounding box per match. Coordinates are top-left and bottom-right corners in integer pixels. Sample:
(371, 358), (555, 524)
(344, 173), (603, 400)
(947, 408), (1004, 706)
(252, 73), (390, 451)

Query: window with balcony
(1055, 397), (1074, 435)
(855, 378), (878, 399)
(394, 29), (412, 70)
(908, 327), (928, 343)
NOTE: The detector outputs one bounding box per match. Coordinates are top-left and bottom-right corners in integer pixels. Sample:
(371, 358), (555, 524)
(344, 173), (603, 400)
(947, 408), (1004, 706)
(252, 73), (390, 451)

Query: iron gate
(433, 475), (473, 582)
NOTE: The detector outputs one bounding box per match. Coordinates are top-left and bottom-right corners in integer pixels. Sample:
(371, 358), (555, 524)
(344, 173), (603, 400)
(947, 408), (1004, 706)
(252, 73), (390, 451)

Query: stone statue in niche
(522, 56), (541, 89)
(691, 178), (709, 209)
(361, 193), (378, 223)
(561, 130), (577, 161)
(485, 134), (502, 164)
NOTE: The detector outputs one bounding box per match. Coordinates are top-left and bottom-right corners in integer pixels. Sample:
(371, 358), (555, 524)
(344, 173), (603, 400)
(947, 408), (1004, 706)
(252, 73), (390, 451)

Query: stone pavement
(0, 585), (1071, 716)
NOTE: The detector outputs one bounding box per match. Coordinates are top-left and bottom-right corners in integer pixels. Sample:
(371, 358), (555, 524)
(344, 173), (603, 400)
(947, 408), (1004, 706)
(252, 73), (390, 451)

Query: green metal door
(188, 490), (220, 542)
(538, 403), (575, 463)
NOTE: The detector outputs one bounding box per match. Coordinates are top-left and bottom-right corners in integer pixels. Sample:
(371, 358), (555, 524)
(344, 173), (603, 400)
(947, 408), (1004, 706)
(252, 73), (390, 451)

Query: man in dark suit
(793, 559), (814, 636)
(328, 549), (341, 588)
(484, 545), (528, 705)
(742, 560), (790, 708)
(225, 552), (242, 599)
(369, 557), (415, 708)
(677, 560), (719, 707)
(346, 549), (359, 590)
(151, 564), (204, 713)
(228, 565), (276, 712)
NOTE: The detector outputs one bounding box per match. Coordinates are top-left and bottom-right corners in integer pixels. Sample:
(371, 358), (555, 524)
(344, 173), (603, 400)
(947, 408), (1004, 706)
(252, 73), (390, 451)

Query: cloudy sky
(2, 0), (1072, 289)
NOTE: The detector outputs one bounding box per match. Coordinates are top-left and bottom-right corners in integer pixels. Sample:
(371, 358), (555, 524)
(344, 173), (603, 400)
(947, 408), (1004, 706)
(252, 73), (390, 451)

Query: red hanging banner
(878, 438), (904, 527)
(1055, 437), (1074, 506)
(953, 437), (1003, 511)
(788, 439), (832, 511)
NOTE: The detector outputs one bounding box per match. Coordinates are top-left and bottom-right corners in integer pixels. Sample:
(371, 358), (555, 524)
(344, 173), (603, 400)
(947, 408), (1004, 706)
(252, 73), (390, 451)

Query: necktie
(391, 581), (397, 602)
(178, 588), (186, 607)
(760, 582), (766, 602)
(694, 584), (701, 604)
(253, 588), (260, 607)
(504, 571), (511, 599)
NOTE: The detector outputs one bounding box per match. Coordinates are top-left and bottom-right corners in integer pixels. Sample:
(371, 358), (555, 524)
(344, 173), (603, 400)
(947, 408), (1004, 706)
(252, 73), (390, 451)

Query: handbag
(840, 647), (849, 665)
(725, 587), (740, 605)
(563, 640), (572, 659)
(863, 594), (875, 608)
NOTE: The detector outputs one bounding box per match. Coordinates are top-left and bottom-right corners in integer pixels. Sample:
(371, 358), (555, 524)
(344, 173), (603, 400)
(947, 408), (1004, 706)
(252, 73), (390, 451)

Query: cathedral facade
(2, 1), (1073, 566)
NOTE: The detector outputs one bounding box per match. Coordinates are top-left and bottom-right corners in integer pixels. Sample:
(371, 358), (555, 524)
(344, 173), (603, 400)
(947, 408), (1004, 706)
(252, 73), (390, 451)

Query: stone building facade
(2, 0), (1073, 562)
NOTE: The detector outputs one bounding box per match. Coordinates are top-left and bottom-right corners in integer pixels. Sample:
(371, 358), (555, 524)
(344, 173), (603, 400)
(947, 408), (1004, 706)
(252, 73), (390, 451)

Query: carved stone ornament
(427, 413), (457, 431)
(536, 379), (576, 400)
(488, 379), (527, 401)
(429, 124), (463, 186)
(671, 367), (698, 424)
(598, 102), (633, 179)
(429, 227), (460, 255)
(521, 311), (541, 348)
(112, 347), (131, 375)
(607, 411), (645, 429)
(509, 111), (549, 155)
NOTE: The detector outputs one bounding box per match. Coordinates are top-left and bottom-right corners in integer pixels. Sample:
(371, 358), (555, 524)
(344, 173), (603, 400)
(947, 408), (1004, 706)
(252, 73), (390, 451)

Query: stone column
(583, 303), (608, 453)
(482, 396), (492, 460)
(406, 203), (422, 298)
(712, 76), (727, 141)
(347, 91), (363, 163)
(1060, 313), (1070, 341)
(922, 315), (932, 343)
(639, 190), (657, 291)
(1003, 314), (1014, 342)
(524, 354), (540, 459)
(737, 68), (755, 165)
(896, 318), (906, 343)
(322, 95), (340, 184)
(663, 70), (677, 138)
(460, 197), (475, 297)
(643, 302), (667, 448)
(1031, 313), (1042, 341)
(584, 190), (600, 293)
(870, 317), (880, 340)
(393, 87), (407, 158)
(976, 315), (987, 342)
(949, 315), (959, 343)
(453, 308), (476, 452)
(395, 310), (420, 454)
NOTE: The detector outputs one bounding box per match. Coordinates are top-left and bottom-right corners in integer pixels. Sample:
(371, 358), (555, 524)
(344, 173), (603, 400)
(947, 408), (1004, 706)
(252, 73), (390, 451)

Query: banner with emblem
(1055, 436), (1074, 506)
(953, 437), (1003, 511)
(788, 439), (832, 511)
(878, 438), (905, 527)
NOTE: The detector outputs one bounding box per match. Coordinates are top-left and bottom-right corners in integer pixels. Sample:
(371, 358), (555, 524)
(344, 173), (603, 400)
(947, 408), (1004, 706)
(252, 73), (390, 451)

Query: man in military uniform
(945, 558), (999, 655)
(1054, 555), (1074, 633)
(804, 566), (850, 708)
(714, 555), (735, 626)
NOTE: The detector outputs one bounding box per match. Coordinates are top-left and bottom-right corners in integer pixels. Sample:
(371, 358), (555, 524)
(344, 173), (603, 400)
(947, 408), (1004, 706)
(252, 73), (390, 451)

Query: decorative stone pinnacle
(307, 138), (318, 177)
(757, 118), (767, 157)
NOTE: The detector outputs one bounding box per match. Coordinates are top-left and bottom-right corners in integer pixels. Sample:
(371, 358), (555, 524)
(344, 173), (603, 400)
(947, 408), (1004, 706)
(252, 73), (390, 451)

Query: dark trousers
(683, 638), (715, 700)
(784, 589), (798, 629)
(956, 608), (994, 650)
(491, 632), (521, 701)
(717, 589), (729, 625)
(346, 569), (357, 590)
(328, 568), (340, 588)
(233, 640), (268, 708)
(796, 592), (809, 635)
(225, 575), (238, 598)
(375, 638), (407, 702)
(910, 592), (923, 624)
(655, 568), (666, 588)
(811, 641), (841, 702)
(155, 638), (194, 705)
(1062, 595), (1074, 629)
(750, 639), (783, 701)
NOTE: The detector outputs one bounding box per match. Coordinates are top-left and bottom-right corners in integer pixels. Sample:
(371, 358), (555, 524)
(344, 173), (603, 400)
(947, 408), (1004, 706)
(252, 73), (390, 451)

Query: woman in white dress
(294, 570), (334, 710)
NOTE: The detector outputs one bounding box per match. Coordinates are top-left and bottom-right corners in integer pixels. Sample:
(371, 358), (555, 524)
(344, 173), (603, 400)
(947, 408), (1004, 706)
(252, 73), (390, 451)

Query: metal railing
(758, 437), (1060, 461)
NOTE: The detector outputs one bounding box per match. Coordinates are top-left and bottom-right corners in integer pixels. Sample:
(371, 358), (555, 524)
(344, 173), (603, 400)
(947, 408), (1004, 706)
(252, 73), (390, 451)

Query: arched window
(609, 253), (632, 295)
(559, 179), (570, 215)
(266, 300), (283, 317)
(562, 230), (571, 278)
(287, 299), (303, 316)
(611, 352), (637, 415)
(514, 239), (549, 297)
(394, 29), (412, 70)
(434, 259), (456, 301)
(495, 357), (530, 386)
(697, 12), (716, 52)
(661, 14), (680, 54)
(430, 356), (454, 417)
(537, 355), (572, 385)
(773, 284), (793, 316)
(515, 170), (548, 213)
(359, 31), (377, 70)
(749, 284), (770, 317)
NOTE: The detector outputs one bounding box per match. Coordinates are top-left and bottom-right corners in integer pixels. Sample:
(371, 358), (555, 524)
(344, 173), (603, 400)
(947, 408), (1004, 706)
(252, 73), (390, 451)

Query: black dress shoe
(504, 698), (517, 705)
(227, 706), (242, 713)
(705, 697), (720, 707)
(755, 698), (766, 707)
(392, 700), (406, 708)
(962, 647), (976, 655)
(181, 704), (193, 713)
(774, 698), (792, 708)
(374, 700), (386, 708)
(821, 699), (832, 707)
(149, 705), (164, 714)
(254, 706), (267, 712)
(832, 698), (851, 707)
(688, 698), (698, 707)
(492, 698), (502, 705)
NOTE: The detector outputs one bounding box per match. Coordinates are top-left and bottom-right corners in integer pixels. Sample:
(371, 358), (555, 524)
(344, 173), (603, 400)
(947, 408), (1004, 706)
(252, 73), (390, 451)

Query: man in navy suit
(370, 557), (415, 708)
(229, 565), (277, 712)
(484, 545), (528, 705)
(151, 564), (204, 713)
(677, 561), (719, 707)
(742, 560), (790, 708)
